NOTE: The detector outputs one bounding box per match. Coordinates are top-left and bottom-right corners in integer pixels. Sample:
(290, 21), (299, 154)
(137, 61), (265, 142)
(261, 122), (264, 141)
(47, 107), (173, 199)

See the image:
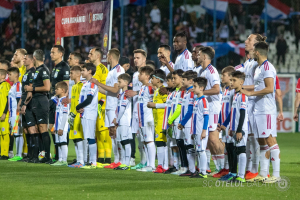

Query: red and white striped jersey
(220, 86), (235, 125)
(137, 85), (154, 127)
(230, 92), (248, 132)
(179, 86), (196, 128)
(174, 49), (194, 71)
(191, 96), (209, 135)
(253, 60), (277, 115)
(8, 82), (22, 117)
(162, 92), (174, 130)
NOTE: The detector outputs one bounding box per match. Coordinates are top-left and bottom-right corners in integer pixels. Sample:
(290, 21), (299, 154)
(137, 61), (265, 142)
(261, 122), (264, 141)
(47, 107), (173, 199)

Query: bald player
(88, 47), (111, 165)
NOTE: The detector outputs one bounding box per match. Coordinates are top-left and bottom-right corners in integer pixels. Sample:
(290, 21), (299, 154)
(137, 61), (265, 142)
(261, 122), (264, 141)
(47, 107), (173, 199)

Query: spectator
(294, 17), (300, 52)
(150, 5), (161, 24)
(276, 35), (288, 65)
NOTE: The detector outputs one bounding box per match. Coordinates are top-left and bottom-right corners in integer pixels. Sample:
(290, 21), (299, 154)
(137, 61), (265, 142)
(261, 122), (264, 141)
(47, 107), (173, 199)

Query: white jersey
(170, 88), (184, 124)
(105, 64), (125, 110)
(235, 59), (258, 100)
(132, 71), (143, 117)
(220, 86), (235, 124)
(230, 92), (248, 132)
(8, 82), (22, 117)
(116, 90), (132, 126)
(253, 60), (277, 115)
(53, 96), (69, 132)
(193, 65), (202, 77)
(160, 61), (174, 76)
(174, 49), (194, 71)
(137, 85), (154, 127)
(79, 81), (98, 120)
(69, 76), (86, 98)
(191, 96), (209, 135)
(199, 64), (222, 112)
(179, 86), (196, 127)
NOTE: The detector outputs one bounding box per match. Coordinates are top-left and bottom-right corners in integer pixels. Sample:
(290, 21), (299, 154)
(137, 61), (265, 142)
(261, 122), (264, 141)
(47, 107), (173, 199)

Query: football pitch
(0, 133), (299, 200)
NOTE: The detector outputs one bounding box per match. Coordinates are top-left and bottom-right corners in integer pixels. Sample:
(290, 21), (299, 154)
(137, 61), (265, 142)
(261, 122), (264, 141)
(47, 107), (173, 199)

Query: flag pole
(213, 0), (216, 66)
(264, 0), (268, 38)
(21, 0), (25, 48)
(169, 0), (173, 52)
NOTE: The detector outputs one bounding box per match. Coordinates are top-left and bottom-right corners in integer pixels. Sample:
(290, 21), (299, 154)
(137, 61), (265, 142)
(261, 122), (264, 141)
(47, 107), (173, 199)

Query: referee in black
(49, 45), (70, 162)
(24, 49), (52, 163)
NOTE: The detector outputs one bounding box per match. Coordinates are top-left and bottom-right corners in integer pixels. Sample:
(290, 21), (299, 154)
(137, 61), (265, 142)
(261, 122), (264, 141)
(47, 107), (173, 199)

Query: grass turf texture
(0, 133), (299, 200)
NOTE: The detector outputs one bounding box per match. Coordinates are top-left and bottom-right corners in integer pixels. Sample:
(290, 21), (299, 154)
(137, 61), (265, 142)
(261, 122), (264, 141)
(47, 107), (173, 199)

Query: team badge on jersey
(22, 75), (27, 82)
(34, 72), (38, 79)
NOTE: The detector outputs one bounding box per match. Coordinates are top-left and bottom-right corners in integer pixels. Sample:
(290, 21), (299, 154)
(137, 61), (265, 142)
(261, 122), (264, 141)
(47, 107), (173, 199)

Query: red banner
(55, 1), (112, 63)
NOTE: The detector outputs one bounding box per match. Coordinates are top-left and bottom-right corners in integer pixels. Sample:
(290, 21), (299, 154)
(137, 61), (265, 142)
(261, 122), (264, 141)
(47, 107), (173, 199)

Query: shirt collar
(186, 85), (193, 91)
(179, 48), (188, 56)
(261, 60), (268, 66)
(111, 64), (120, 71)
(196, 95), (205, 100)
(204, 64), (212, 71)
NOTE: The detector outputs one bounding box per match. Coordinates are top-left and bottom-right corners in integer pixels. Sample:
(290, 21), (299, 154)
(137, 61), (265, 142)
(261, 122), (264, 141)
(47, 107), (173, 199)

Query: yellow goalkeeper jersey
(19, 65), (26, 83)
(93, 63), (108, 131)
(0, 81), (11, 116)
(70, 81), (83, 115)
(153, 86), (167, 126)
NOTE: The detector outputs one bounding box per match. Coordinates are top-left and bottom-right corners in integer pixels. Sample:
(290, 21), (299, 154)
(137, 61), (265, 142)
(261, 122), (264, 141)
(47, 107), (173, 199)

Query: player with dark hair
(158, 44), (174, 75)
(192, 45), (203, 76)
(173, 32), (194, 71)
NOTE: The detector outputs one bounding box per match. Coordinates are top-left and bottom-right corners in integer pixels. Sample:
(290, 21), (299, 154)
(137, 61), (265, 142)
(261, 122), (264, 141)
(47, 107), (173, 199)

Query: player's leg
(172, 125), (188, 175)
(0, 116), (11, 159)
(131, 127), (147, 169)
(48, 98), (58, 161)
(191, 130), (208, 178)
(222, 131), (229, 174)
(213, 129), (229, 178)
(22, 109), (33, 162)
(264, 115), (280, 183)
(96, 131), (104, 163)
(219, 130), (235, 181)
(22, 131), (28, 158)
(81, 119), (97, 169)
(153, 120), (168, 173)
(130, 133), (136, 166)
(205, 148), (211, 173)
(180, 128), (195, 176)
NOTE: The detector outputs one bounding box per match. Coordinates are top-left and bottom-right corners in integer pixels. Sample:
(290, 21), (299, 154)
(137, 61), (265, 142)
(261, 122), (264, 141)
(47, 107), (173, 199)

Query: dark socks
(42, 132), (51, 159)
(9, 134), (14, 151)
(26, 134), (32, 159)
(32, 133), (40, 159)
(131, 133), (136, 158)
(176, 139), (188, 168)
(51, 133), (58, 160)
(228, 143), (237, 174)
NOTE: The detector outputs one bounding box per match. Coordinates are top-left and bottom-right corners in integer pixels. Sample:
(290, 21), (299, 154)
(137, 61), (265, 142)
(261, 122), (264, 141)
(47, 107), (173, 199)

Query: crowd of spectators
(0, 0), (299, 70)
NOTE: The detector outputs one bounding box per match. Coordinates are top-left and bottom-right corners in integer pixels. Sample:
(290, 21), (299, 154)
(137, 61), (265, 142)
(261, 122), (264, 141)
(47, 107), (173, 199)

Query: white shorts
(183, 127), (193, 145)
(139, 125), (154, 142)
(55, 130), (68, 144)
(254, 114), (277, 138)
(105, 109), (115, 128)
(247, 101), (255, 134)
(167, 134), (177, 147)
(208, 113), (219, 132)
(131, 115), (139, 133)
(9, 115), (22, 136)
(232, 130), (248, 147)
(172, 124), (184, 140)
(81, 118), (96, 139)
(116, 125), (132, 142)
(195, 130), (208, 152)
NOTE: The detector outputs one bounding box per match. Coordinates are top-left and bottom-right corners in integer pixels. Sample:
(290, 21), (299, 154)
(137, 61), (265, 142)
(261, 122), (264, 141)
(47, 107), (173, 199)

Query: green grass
(0, 133), (299, 199)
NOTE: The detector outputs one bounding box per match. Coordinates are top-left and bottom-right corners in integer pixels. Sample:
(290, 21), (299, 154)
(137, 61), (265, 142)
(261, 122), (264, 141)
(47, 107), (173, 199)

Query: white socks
(163, 146), (169, 170)
(61, 145), (68, 162)
(83, 139), (88, 163)
(187, 148), (196, 173)
(124, 144), (131, 166)
(89, 142), (97, 165)
(58, 145), (62, 162)
(173, 152), (179, 170)
(259, 145), (270, 177)
(238, 153), (246, 179)
(224, 147), (229, 170)
(112, 138), (119, 163)
(270, 144), (280, 177)
(246, 136), (253, 172)
(252, 139), (260, 174)
(76, 140), (84, 164)
(206, 149), (211, 170)
(15, 136), (24, 157)
(146, 142), (156, 169)
(157, 146), (165, 167)
(198, 151), (207, 175)
(138, 137), (146, 165)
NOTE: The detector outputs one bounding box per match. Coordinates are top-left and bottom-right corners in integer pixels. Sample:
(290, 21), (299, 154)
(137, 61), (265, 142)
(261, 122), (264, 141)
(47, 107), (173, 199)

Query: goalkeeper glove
(68, 112), (76, 127)
(98, 100), (104, 118)
(167, 127), (173, 138)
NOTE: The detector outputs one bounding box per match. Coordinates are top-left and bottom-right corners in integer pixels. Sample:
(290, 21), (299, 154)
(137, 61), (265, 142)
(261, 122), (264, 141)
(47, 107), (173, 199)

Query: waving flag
(0, 1), (13, 24)
(261, 0), (290, 20)
(114, 0), (146, 8)
(193, 41), (245, 58)
(228, 0), (257, 4)
(200, 0), (228, 20)
(12, 0), (34, 2)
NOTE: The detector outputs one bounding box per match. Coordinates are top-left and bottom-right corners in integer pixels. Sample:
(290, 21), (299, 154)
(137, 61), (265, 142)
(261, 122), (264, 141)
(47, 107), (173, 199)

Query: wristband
(32, 86), (35, 92)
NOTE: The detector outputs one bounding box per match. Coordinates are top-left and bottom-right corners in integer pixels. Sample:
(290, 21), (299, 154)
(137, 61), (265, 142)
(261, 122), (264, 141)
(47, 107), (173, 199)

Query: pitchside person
(157, 44), (174, 75)
(24, 49), (51, 163)
(88, 47), (111, 165)
(49, 45), (70, 162)
(235, 34), (267, 181)
(19, 54), (38, 162)
(241, 42), (281, 183)
(192, 45), (203, 77)
(125, 49), (147, 169)
(198, 47), (223, 174)
(173, 32), (194, 71)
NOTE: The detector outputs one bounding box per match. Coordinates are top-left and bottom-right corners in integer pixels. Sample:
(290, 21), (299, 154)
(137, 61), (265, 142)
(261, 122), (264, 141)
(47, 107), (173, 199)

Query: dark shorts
(22, 102), (36, 128)
(32, 95), (49, 125)
(48, 99), (56, 124)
